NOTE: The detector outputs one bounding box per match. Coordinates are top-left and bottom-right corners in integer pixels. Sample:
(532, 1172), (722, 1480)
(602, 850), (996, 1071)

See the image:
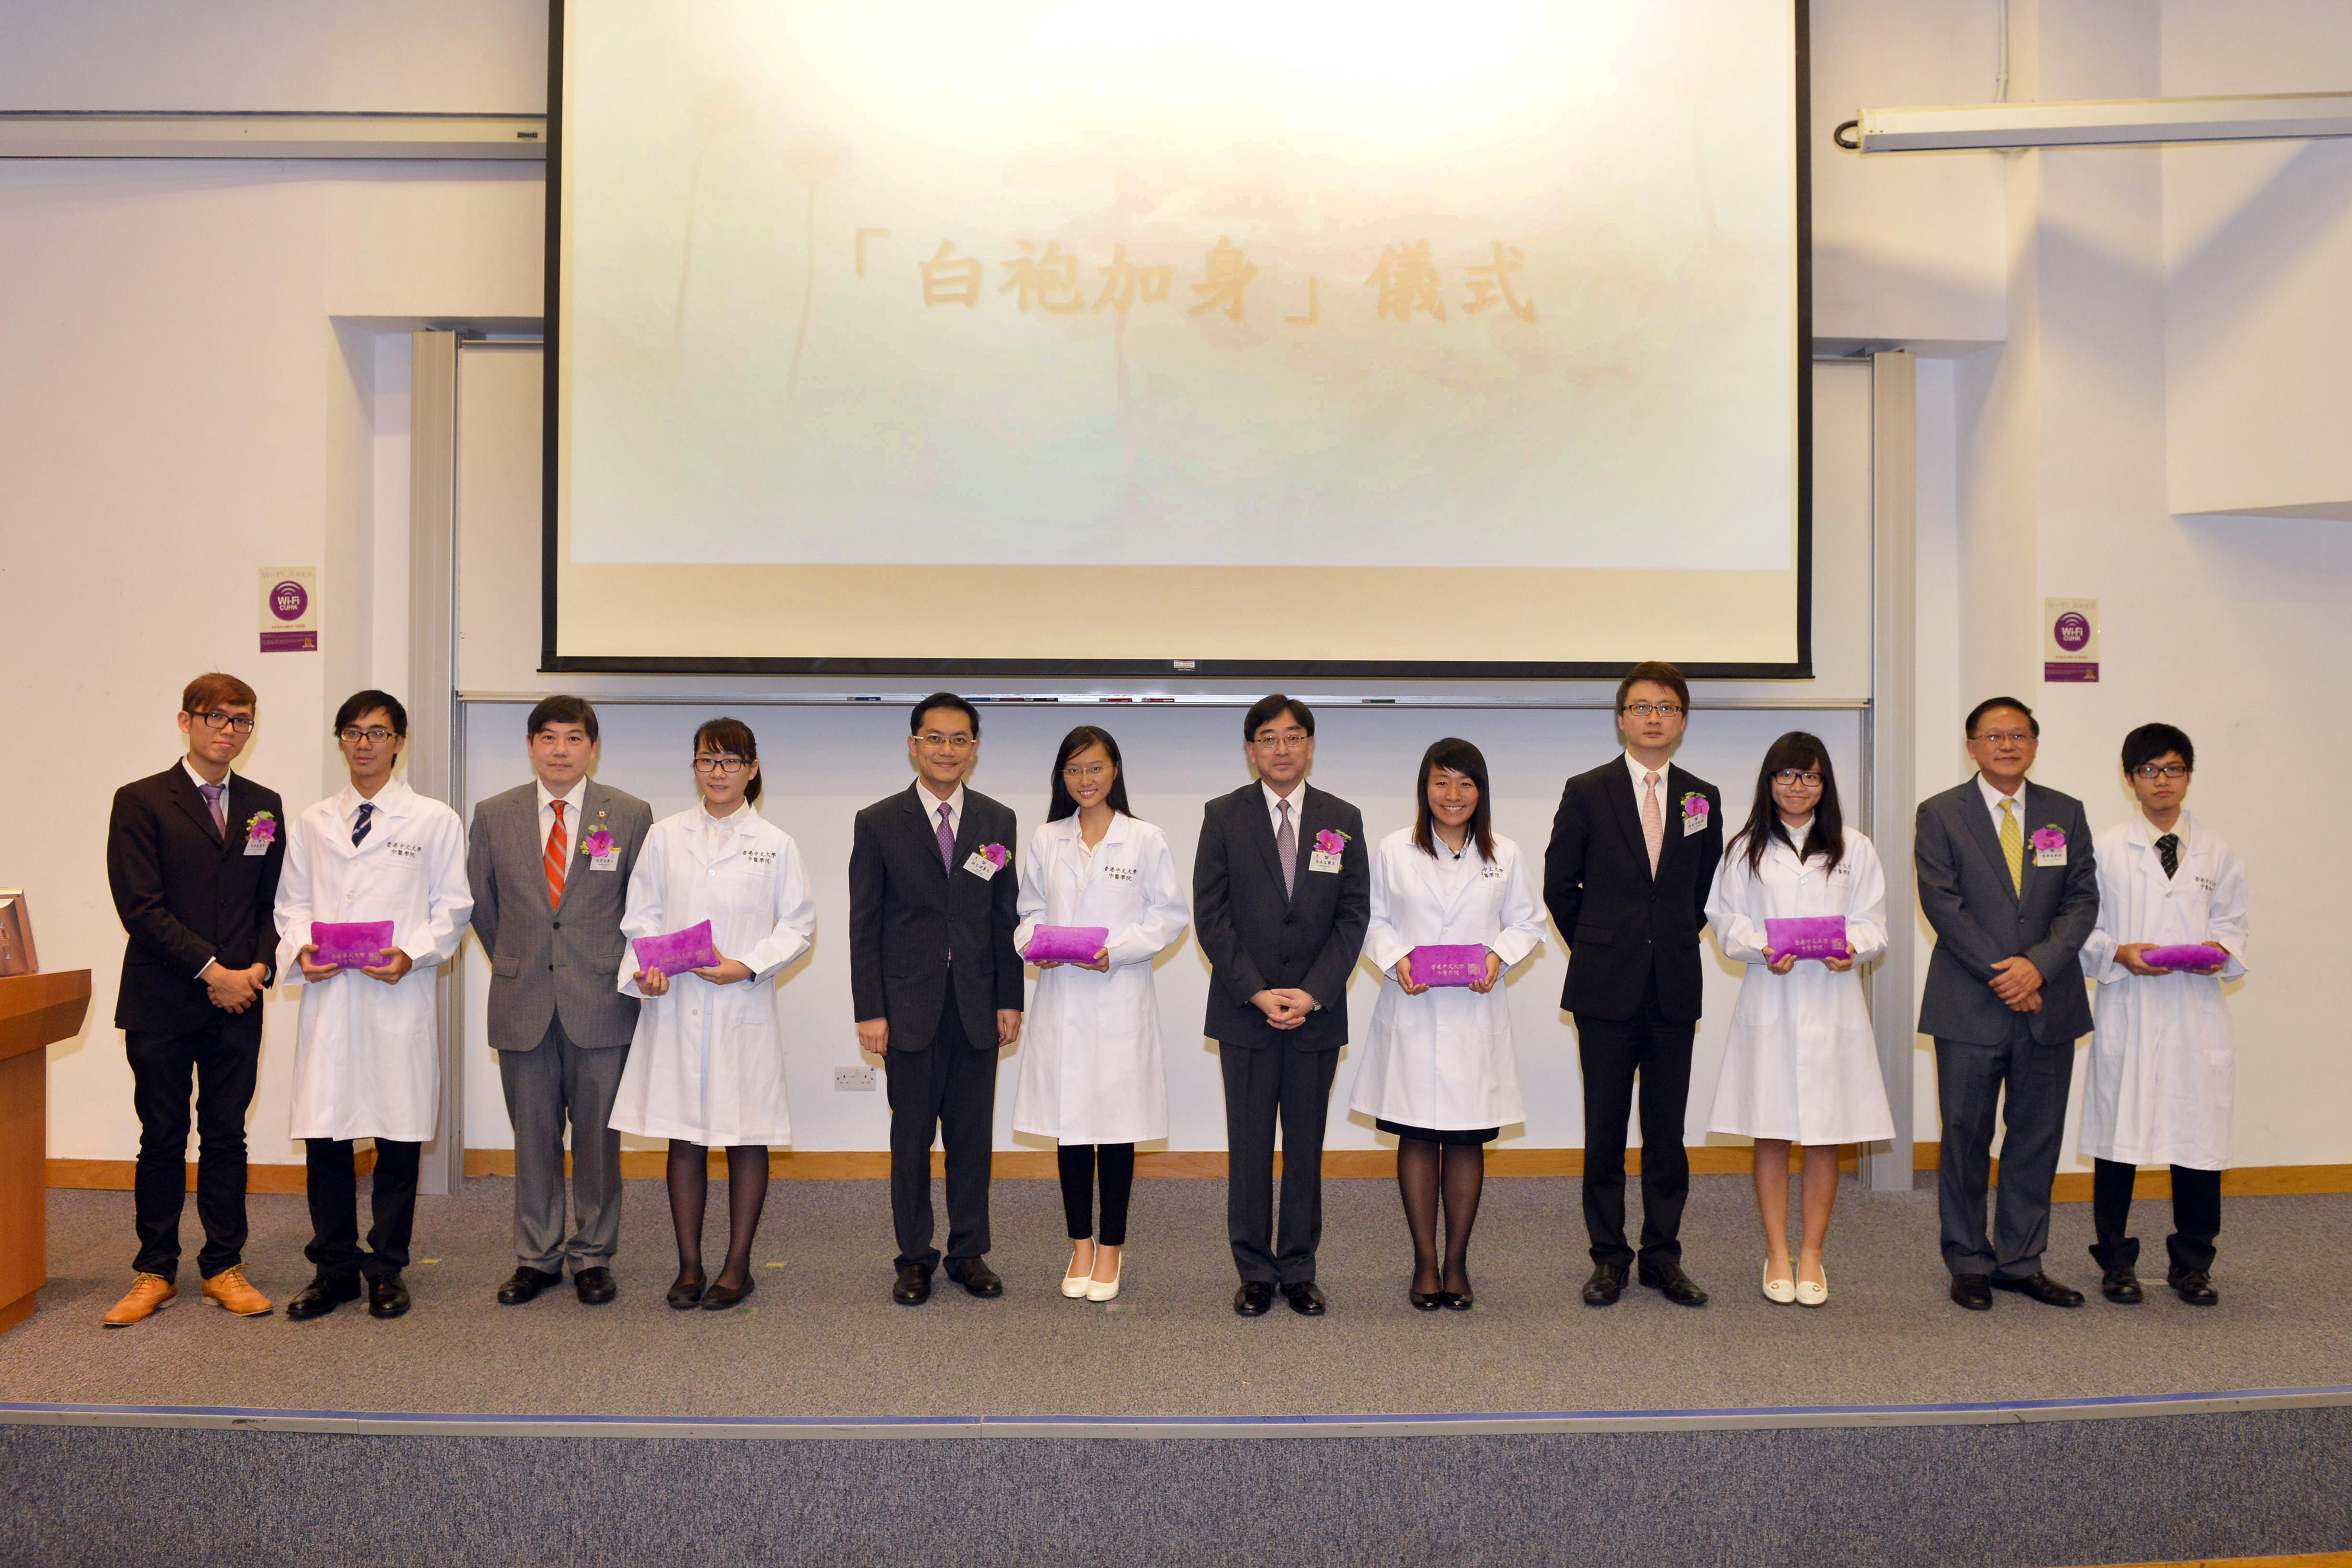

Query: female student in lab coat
(276, 690), (473, 1322)
(2076, 723), (2247, 1307)
(614, 718), (816, 1312)
(1012, 726), (1189, 1303)
(1703, 733), (1893, 1308)
(1349, 738), (1546, 1311)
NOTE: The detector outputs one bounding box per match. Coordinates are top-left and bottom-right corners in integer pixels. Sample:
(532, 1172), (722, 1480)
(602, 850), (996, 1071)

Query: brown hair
(182, 673), (257, 713)
(694, 716), (762, 803)
(1614, 660), (1690, 715)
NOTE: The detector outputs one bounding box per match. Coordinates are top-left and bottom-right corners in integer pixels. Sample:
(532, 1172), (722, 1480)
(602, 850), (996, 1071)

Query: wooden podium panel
(0, 970), (89, 1333)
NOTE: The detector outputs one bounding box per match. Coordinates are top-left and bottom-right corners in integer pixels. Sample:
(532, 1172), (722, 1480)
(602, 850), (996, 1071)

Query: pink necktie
(199, 782), (226, 839)
(1641, 771), (1664, 876)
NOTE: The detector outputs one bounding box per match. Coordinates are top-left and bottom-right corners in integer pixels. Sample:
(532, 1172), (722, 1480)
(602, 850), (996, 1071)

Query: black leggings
(1058, 1143), (1136, 1246)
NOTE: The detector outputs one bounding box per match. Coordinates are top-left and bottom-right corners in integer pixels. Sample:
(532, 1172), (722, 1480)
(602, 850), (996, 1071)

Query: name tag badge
(1308, 849), (1343, 874)
(1683, 816), (1704, 837)
(2035, 847), (2067, 867)
(963, 850), (1003, 879)
(242, 837), (270, 857)
(589, 851), (620, 871)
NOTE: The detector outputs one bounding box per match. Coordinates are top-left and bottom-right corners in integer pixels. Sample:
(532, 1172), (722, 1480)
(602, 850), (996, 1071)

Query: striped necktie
(545, 800), (569, 910)
(352, 801), (376, 849)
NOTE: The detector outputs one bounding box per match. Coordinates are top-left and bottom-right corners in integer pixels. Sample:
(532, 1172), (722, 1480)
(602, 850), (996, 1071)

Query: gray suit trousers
(498, 1015), (628, 1273)
(1935, 1020), (2075, 1281)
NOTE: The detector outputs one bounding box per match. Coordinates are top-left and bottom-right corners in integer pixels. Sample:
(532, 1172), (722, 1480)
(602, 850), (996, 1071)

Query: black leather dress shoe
(285, 1273), (362, 1321)
(1990, 1271), (2085, 1307)
(1440, 1290), (1474, 1313)
(701, 1277), (755, 1311)
(1637, 1262), (1709, 1307)
(366, 1273), (411, 1320)
(497, 1266), (562, 1306)
(1233, 1281), (1276, 1317)
(2101, 1266), (2144, 1304)
(666, 1275), (707, 1310)
(892, 1263), (934, 1306)
(574, 1266), (617, 1306)
(1409, 1290), (1444, 1311)
(1283, 1281), (1328, 1317)
(944, 1258), (1003, 1298)
(2168, 1268), (2219, 1306)
(1582, 1263), (1628, 1306)
(1949, 1273), (1993, 1310)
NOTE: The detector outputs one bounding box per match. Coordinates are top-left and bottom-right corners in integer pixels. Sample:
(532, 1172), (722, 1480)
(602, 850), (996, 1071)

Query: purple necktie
(936, 802), (956, 871)
(198, 782), (226, 839)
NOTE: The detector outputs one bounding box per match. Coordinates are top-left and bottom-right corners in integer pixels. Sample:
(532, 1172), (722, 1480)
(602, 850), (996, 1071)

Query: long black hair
(694, 716), (762, 804)
(1735, 731), (1845, 875)
(1410, 737), (1495, 862)
(1046, 726), (1133, 822)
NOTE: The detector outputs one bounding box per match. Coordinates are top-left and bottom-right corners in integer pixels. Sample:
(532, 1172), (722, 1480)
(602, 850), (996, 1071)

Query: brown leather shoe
(103, 1272), (178, 1327)
(202, 1266), (274, 1317)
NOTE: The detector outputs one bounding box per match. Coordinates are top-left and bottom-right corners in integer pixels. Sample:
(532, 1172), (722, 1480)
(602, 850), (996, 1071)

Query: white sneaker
(1762, 1260), (1797, 1305)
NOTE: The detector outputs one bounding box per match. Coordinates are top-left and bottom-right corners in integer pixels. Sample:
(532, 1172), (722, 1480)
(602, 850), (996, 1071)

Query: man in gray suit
(467, 696), (654, 1306)
(1916, 696), (2100, 1311)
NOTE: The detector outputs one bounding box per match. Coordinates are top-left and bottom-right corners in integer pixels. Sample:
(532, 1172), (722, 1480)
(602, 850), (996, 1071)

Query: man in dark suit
(1543, 661), (1723, 1308)
(101, 673), (285, 1326)
(467, 695), (654, 1307)
(1193, 695), (1369, 1318)
(850, 692), (1025, 1306)
(1916, 696), (2099, 1311)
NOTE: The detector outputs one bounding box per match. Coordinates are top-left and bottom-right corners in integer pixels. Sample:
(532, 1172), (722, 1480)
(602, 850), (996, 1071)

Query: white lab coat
(611, 804), (817, 1146)
(274, 779), (473, 1142)
(2077, 812), (2248, 1170)
(1703, 827), (1895, 1144)
(1348, 829), (1545, 1133)
(1010, 813), (1189, 1144)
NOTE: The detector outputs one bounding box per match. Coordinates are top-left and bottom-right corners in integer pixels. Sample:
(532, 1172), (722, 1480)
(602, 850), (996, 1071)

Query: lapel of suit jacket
(165, 764), (227, 850)
(1606, 760), (1654, 881)
(2015, 781), (2057, 908)
(222, 775), (269, 860)
(1654, 766), (1695, 884)
(1958, 776), (2023, 909)
(1242, 781), (1292, 897)
(904, 784), (953, 886)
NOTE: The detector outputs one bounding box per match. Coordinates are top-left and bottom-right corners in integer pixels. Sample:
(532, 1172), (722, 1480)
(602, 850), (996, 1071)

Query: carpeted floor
(4, 1173), (2347, 1418)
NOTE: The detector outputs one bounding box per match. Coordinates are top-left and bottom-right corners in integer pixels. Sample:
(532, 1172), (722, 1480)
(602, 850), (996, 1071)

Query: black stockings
(667, 1140), (770, 1292)
(1396, 1138), (1484, 1295)
(1057, 1142), (1136, 1246)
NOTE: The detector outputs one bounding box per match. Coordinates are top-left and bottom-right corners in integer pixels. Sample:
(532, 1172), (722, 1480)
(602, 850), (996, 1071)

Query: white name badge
(1683, 816), (1705, 837)
(2035, 847), (2067, 867)
(242, 837), (270, 857)
(589, 851), (620, 871)
(1308, 849), (1343, 874)
(963, 850), (1005, 879)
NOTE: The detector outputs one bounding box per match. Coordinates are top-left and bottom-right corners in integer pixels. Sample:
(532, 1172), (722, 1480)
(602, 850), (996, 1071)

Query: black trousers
(2091, 1158), (2222, 1275)
(884, 996), (997, 1271)
(125, 1017), (262, 1279)
(1219, 1042), (1340, 1286)
(303, 1137), (421, 1281)
(1575, 978), (1697, 1271)
(1058, 1143), (1136, 1246)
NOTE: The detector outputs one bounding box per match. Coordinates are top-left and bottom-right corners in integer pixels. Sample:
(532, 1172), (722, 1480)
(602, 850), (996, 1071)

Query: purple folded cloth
(1408, 944), (1489, 987)
(633, 920), (720, 978)
(1764, 916), (1849, 961)
(2142, 943), (2229, 972)
(1026, 925), (1110, 964)
(311, 919), (395, 971)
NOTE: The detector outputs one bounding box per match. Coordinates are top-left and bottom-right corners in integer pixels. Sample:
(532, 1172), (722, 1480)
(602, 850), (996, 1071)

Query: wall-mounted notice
(2044, 597), (2098, 683)
(259, 567), (318, 653)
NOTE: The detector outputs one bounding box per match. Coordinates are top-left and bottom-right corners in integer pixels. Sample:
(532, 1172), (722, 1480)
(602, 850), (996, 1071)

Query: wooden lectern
(0, 971), (87, 1333)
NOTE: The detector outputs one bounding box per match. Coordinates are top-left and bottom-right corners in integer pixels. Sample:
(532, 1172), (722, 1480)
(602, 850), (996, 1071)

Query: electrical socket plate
(833, 1066), (876, 1092)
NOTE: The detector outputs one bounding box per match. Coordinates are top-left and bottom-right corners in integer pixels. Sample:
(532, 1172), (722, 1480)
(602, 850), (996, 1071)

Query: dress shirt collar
(182, 757), (233, 795)
(536, 777), (586, 818)
(1262, 779), (1306, 834)
(1975, 771), (2029, 825)
(916, 780), (965, 835)
(332, 777), (410, 827)
(1624, 751), (1672, 799)
(2134, 808), (2188, 852)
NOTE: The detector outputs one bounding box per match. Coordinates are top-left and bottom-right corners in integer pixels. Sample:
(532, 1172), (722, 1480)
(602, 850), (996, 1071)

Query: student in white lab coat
(1350, 738), (1545, 1312)
(275, 691), (472, 1323)
(1703, 733), (1892, 1308)
(615, 718), (816, 1312)
(2077, 723), (2247, 1308)
(1012, 726), (1188, 1303)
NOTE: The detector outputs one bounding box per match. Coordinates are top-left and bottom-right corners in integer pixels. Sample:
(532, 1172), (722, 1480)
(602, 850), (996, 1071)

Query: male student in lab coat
(274, 691), (472, 1322)
(2076, 723), (2247, 1307)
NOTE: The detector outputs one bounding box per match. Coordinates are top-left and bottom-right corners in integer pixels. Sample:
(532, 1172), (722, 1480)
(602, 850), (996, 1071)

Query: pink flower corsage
(2031, 826), (2066, 854)
(243, 811), (277, 845)
(981, 843), (1010, 869)
(581, 827), (615, 857)
(1679, 793), (1709, 822)
(1314, 828), (1349, 855)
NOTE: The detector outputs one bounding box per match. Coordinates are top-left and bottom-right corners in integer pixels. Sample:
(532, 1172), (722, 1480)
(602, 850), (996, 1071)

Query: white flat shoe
(1085, 1254), (1123, 1303)
(1796, 1263), (1827, 1308)
(1762, 1261), (1797, 1306)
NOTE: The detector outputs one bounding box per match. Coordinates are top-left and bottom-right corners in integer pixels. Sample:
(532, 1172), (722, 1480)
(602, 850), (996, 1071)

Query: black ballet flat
(666, 1276), (707, 1310)
(1440, 1290), (1474, 1312)
(700, 1277), (756, 1311)
(1409, 1290), (1444, 1312)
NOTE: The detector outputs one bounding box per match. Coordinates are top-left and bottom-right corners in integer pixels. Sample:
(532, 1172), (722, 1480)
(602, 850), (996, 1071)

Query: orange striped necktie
(545, 799), (568, 910)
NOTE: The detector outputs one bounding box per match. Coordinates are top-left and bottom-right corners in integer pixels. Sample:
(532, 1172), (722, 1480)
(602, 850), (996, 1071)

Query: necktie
(1999, 798), (2023, 896)
(198, 781), (226, 839)
(936, 802), (956, 871)
(2156, 832), (2179, 879)
(1640, 771), (1664, 877)
(545, 800), (569, 910)
(1276, 799), (1297, 899)
(352, 800), (376, 849)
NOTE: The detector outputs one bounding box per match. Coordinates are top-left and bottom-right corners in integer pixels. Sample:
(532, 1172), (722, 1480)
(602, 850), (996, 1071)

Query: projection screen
(546, 0), (1811, 677)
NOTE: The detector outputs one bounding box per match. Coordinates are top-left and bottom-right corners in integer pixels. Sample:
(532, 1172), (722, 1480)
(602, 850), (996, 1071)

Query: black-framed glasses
(189, 709), (255, 733)
(692, 755), (749, 774)
(337, 726), (397, 744)
(1622, 702), (1684, 719)
(1773, 769), (1823, 787)
(2131, 763), (2189, 781)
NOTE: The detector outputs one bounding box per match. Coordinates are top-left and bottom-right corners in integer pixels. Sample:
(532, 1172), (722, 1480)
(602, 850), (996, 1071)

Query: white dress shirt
(536, 776), (587, 859)
(1261, 779), (1306, 839)
(917, 781), (966, 845)
(1623, 750), (1671, 804)
(1975, 772), (2030, 835)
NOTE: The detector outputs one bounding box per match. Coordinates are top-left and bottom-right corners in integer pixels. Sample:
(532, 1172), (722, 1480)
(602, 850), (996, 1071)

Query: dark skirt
(1378, 1118), (1499, 1147)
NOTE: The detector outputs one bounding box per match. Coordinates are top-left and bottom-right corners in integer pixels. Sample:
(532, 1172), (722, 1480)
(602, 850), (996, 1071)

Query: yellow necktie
(1999, 798), (2023, 896)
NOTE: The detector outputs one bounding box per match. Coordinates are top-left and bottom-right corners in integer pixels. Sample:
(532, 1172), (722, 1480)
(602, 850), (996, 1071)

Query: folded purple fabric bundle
(1026, 925), (1110, 963)
(634, 920), (720, 977)
(2142, 943), (2229, 972)
(311, 919), (395, 970)
(1764, 916), (1849, 961)
(1408, 944), (1489, 987)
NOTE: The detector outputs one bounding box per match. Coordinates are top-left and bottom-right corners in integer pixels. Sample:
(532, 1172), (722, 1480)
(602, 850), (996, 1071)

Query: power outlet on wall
(833, 1066), (877, 1092)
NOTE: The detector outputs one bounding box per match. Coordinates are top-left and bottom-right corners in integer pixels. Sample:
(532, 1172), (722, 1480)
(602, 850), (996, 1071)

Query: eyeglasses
(1971, 730), (2035, 746)
(1773, 770), (1823, 788)
(2131, 763), (2189, 781)
(692, 755), (749, 774)
(1062, 763), (1113, 783)
(1251, 731), (1310, 750)
(915, 732), (976, 752)
(337, 726), (397, 745)
(189, 709), (255, 733)
(1622, 702), (1684, 720)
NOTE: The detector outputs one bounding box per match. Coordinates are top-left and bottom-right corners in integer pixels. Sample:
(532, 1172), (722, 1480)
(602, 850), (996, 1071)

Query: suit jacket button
(548, 964), (556, 972)
(552, 922), (561, 930)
